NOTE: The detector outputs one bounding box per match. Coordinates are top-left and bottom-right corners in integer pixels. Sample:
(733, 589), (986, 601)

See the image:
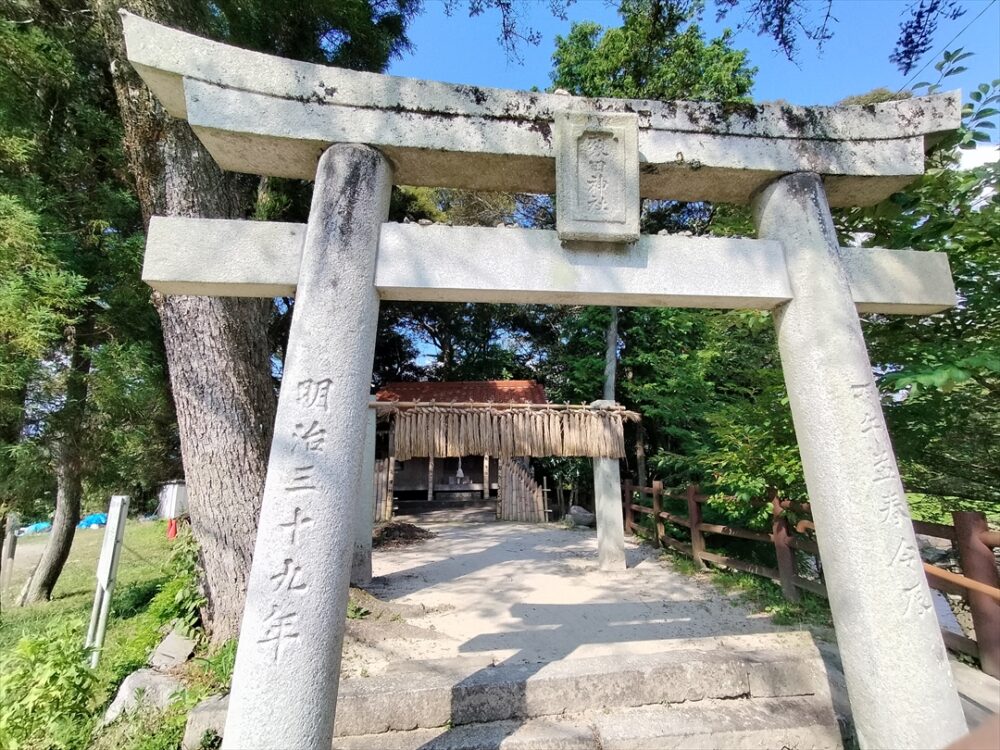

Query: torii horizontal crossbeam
(143, 217), (955, 315)
(121, 12), (960, 207)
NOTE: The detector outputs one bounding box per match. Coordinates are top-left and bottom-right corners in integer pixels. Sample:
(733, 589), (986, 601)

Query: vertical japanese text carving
(297, 378), (333, 409)
(850, 384), (932, 618)
(575, 132), (625, 223)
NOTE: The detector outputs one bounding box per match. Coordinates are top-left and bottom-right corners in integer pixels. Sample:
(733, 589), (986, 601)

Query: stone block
(182, 694), (228, 750)
(332, 718), (598, 750)
(593, 697), (843, 750)
(555, 112), (639, 243)
(103, 668), (184, 725)
(148, 627), (196, 670)
(566, 506), (595, 528)
(122, 13), (961, 206)
(748, 659), (823, 698)
(143, 217), (957, 317)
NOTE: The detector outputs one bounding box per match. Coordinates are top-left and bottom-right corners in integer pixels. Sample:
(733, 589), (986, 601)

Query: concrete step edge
(331, 696), (843, 750)
(333, 648), (832, 736)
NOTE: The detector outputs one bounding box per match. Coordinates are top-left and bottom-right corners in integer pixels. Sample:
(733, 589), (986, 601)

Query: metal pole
(87, 495), (129, 666)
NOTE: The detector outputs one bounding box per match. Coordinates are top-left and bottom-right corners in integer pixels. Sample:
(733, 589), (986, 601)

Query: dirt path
(342, 522), (790, 677)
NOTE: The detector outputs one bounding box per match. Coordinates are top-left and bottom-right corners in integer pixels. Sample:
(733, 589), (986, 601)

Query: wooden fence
(622, 480), (1000, 679)
(372, 458), (394, 522)
(498, 458), (545, 522)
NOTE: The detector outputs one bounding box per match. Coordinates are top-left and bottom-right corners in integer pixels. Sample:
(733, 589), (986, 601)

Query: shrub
(150, 525), (206, 638)
(0, 621), (96, 750)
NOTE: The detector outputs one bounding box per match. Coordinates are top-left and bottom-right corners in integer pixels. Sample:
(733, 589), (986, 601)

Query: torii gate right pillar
(754, 173), (967, 749)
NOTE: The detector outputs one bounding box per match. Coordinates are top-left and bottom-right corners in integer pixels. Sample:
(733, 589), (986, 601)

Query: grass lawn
(1, 520), (176, 702)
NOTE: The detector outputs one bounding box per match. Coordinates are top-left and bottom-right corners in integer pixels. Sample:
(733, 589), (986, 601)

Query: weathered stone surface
(148, 628), (196, 670)
(592, 452), (625, 572)
(121, 13), (960, 206)
(330, 642), (831, 736)
(142, 217), (304, 297)
(181, 694), (228, 750)
(754, 173), (967, 749)
(142, 218), (956, 316)
(747, 658), (825, 698)
(220, 145), (393, 750)
(554, 112), (639, 242)
(350, 399), (376, 587)
(333, 717), (598, 750)
(103, 669), (183, 725)
(565, 506), (595, 528)
(593, 697), (843, 750)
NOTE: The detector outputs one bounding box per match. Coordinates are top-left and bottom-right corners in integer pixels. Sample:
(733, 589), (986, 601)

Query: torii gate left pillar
(222, 145), (391, 749)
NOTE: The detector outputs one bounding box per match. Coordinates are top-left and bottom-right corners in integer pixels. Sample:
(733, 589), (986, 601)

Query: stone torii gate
(123, 12), (968, 750)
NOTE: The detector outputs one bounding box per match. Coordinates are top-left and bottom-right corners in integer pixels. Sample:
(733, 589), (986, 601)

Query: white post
(590, 401), (626, 571)
(351, 398), (376, 587)
(86, 495), (129, 667)
(754, 172), (966, 749)
(222, 144), (392, 750)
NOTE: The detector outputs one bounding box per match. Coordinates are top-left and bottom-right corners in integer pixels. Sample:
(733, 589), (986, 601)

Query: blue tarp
(19, 521), (52, 535)
(78, 513), (108, 529)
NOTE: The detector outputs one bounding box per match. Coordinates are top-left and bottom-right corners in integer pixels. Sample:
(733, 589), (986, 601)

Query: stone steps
(332, 639), (838, 739)
(182, 634), (843, 749)
(331, 696), (843, 750)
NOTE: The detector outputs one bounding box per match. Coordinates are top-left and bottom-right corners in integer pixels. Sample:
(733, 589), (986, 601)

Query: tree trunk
(20, 322), (91, 604)
(603, 307), (618, 401)
(95, 1), (277, 642)
(636, 421), (647, 490)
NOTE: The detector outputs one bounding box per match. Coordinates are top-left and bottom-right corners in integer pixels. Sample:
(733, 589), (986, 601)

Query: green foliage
(836, 69), (1000, 507)
(91, 691), (202, 750)
(189, 640), (237, 693)
(906, 494), (1000, 526)
(0, 4), (178, 527)
(347, 600), (372, 620)
(709, 570), (832, 629)
(551, 0), (755, 103)
(0, 621), (96, 750)
(160, 526), (207, 639)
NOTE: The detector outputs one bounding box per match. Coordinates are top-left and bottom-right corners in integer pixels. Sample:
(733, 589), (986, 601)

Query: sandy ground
(341, 522), (785, 677)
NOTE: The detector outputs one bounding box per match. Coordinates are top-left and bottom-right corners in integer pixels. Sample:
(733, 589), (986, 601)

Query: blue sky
(389, 0), (999, 113)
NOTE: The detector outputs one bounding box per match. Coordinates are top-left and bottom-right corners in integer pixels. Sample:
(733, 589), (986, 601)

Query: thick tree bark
(94, 1), (277, 641)
(20, 323), (92, 604)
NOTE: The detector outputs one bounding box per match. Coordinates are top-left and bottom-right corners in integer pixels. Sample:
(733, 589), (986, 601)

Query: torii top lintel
(121, 12), (959, 208)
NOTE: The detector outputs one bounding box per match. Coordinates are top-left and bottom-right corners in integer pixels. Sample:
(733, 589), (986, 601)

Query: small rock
(553, 88), (571, 96)
(104, 668), (184, 725)
(149, 627), (196, 670)
(567, 505), (596, 528)
(182, 694), (229, 750)
(496, 222), (505, 228)
(657, 229), (670, 235)
(417, 218), (432, 226)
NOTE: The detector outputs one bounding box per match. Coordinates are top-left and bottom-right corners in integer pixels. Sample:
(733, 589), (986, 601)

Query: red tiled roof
(376, 380), (547, 404)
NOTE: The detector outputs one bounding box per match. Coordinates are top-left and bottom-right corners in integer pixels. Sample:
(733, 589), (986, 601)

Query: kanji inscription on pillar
(554, 111), (639, 243)
(851, 383), (933, 619)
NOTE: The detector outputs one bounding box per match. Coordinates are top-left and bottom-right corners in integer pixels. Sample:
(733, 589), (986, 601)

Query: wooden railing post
(686, 484), (706, 569)
(651, 480), (664, 548)
(622, 479), (633, 535)
(771, 491), (800, 602)
(953, 511), (1000, 679)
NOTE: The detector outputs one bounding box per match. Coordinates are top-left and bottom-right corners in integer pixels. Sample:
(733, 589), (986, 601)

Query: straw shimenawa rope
(378, 403), (639, 460)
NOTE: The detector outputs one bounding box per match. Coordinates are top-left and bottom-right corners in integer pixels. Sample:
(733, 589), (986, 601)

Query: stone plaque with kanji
(555, 112), (639, 243)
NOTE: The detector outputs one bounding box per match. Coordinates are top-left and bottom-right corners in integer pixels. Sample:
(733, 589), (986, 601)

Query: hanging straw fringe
(382, 402), (638, 460)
